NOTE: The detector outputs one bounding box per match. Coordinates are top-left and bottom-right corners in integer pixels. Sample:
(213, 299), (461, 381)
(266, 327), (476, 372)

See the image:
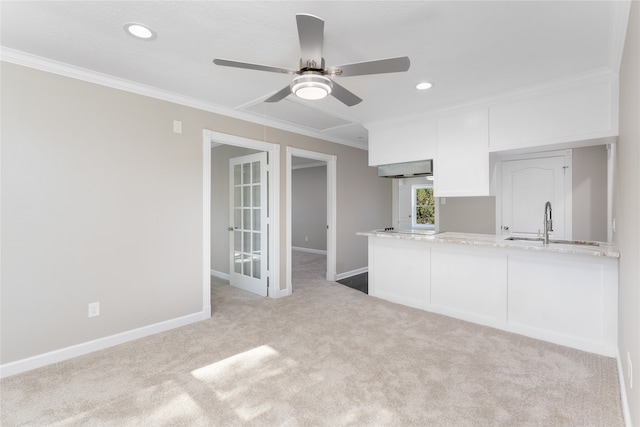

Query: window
(412, 184), (435, 229)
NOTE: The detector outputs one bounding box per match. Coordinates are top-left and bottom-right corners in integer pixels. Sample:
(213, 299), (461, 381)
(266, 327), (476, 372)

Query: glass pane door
(229, 152), (268, 296)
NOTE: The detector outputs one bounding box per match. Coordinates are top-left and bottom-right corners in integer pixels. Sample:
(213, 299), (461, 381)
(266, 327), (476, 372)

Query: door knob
(227, 227), (234, 231)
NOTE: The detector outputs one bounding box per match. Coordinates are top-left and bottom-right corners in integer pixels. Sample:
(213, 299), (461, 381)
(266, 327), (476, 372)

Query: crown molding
(0, 47), (367, 150)
(608, 0), (632, 74)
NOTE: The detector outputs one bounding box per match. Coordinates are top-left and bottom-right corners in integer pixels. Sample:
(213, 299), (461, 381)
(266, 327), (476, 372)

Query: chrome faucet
(543, 201), (553, 244)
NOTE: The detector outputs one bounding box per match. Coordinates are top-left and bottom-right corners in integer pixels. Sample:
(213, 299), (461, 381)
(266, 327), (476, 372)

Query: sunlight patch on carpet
(191, 345), (299, 421)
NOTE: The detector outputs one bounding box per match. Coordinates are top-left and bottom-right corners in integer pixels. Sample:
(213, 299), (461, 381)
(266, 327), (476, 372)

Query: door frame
(495, 149), (572, 237)
(203, 129), (280, 305)
(286, 147), (337, 295)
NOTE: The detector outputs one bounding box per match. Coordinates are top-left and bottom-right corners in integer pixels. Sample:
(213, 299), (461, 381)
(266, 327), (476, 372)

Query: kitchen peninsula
(357, 230), (619, 357)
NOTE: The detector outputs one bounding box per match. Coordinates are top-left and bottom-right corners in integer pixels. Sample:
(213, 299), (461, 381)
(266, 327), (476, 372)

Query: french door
(229, 152), (268, 296)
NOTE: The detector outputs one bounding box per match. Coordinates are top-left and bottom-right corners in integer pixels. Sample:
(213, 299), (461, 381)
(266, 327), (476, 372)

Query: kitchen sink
(505, 236), (599, 246)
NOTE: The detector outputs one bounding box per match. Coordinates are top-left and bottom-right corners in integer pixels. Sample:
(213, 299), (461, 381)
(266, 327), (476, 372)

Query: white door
(501, 155), (570, 239)
(397, 180), (412, 229)
(229, 152), (268, 296)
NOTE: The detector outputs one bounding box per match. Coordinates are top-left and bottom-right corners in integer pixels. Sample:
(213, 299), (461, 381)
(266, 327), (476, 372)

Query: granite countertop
(357, 230), (620, 258)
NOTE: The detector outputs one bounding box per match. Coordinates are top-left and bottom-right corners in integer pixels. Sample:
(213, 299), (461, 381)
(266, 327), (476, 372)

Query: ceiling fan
(213, 13), (410, 107)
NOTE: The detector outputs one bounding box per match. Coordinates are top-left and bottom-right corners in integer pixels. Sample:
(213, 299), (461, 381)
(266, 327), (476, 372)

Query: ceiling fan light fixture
(291, 74), (333, 100)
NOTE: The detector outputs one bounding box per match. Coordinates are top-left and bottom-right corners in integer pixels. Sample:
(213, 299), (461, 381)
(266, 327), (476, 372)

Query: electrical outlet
(88, 302), (100, 318)
(628, 352), (633, 389)
(305, 236), (309, 242)
(173, 120), (182, 134)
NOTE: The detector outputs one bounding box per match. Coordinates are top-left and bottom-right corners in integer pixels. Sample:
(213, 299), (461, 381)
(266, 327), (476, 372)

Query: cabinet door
(489, 79), (617, 151)
(435, 107), (489, 197)
(507, 252), (617, 356)
(367, 117), (436, 166)
(368, 238), (430, 309)
(430, 245), (507, 326)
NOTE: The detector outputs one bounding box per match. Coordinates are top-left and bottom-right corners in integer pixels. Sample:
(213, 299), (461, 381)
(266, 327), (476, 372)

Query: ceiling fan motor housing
(299, 58), (325, 72)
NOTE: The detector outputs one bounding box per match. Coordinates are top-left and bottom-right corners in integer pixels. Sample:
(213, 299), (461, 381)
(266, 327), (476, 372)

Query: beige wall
(438, 196), (496, 234)
(266, 128), (392, 277)
(0, 62), (391, 365)
(1, 64), (204, 363)
(292, 166), (327, 251)
(572, 145), (608, 242)
(615, 1), (640, 424)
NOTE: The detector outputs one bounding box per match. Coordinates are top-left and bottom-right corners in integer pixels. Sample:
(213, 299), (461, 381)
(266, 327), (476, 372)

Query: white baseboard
(292, 246), (327, 255)
(0, 310), (208, 379)
(211, 269), (230, 281)
(335, 267), (368, 281)
(616, 348), (632, 427)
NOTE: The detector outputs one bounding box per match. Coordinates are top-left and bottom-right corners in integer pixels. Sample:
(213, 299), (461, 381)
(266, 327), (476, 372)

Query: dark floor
(336, 272), (368, 294)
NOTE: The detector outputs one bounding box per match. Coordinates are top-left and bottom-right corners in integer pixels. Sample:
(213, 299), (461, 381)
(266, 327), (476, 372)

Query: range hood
(377, 159), (433, 178)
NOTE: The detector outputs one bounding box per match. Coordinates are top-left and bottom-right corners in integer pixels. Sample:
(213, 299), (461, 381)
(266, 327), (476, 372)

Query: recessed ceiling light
(416, 82), (433, 90)
(124, 23), (156, 40)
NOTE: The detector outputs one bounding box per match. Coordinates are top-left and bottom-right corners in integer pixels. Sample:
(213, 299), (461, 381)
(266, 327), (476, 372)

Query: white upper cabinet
(434, 107), (490, 197)
(489, 75), (618, 151)
(366, 116), (436, 166)
(365, 71), (618, 198)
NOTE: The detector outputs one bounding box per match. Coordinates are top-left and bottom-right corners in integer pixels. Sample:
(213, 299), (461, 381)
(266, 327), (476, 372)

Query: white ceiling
(0, 1), (630, 148)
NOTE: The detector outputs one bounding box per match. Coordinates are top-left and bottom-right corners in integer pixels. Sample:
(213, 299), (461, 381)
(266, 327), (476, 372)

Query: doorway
(286, 147), (337, 295)
(203, 130), (280, 305)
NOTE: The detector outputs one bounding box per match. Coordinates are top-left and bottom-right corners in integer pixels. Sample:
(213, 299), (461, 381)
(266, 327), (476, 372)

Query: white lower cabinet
(368, 238), (430, 309)
(431, 246), (507, 327)
(507, 252), (618, 356)
(366, 236), (618, 357)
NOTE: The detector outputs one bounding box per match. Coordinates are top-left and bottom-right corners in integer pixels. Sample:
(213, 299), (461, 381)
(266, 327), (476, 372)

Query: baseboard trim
(616, 348), (632, 427)
(0, 310), (208, 379)
(211, 269), (230, 281)
(335, 267), (368, 281)
(291, 246), (327, 255)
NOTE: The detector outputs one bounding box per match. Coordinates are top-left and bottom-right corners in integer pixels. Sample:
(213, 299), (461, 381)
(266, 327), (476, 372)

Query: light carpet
(0, 251), (623, 426)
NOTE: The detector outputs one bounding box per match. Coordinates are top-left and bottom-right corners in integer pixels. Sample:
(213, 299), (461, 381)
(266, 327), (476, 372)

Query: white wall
(615, 1), (639, 424)
(292, 165), (327, 251)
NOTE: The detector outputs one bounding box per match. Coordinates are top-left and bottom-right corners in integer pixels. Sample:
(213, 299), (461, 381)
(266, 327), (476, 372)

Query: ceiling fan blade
(213, 58), (297, 75)
(296, 14), (324, 68)
(330, 81), (362, 107)
(264, 85), (292, 103)
(329, 56), (410, 77)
